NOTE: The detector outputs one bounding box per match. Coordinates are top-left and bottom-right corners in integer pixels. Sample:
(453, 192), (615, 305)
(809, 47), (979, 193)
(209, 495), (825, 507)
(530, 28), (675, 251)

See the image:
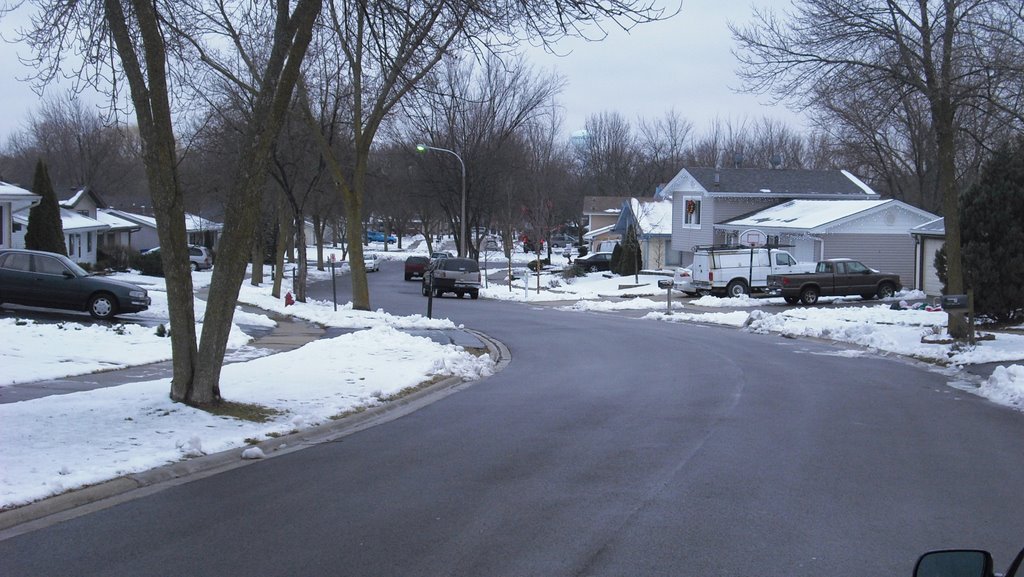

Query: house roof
(14, 207), (109, 232)
(100, 209), (222, 233)
(95, 210), (142, 232)
(678, 168), (877, 198)
(910, 217), (945, 237)
(0, 181), (41, 212)
(616, 198), (673, 236)
(583, 196), (631, 215)
(719, 199), (937, 233)
(61, 187), (109, 210)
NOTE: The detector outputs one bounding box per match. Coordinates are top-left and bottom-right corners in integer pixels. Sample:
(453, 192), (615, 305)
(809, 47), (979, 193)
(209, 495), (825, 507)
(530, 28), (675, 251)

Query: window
(37, 254), (69, 275)
(87, 232), (93, 252)
(68, 235), (76, 257)
(846, 261), (869, 273)
(683, 197), (701, 226)
(2, 253), (31, 272)
(775, 253), (795, 267)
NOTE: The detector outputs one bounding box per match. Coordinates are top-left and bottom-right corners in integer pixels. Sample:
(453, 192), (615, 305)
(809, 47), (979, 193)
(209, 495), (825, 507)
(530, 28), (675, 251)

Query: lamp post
(416, 143), (466, 257)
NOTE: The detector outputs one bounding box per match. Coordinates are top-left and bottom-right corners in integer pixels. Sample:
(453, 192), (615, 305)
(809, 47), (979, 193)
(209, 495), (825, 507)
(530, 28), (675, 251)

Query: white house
(0, 181), (40, 249)
(13, 207), (110, 266)
(100, 209), (223, 251)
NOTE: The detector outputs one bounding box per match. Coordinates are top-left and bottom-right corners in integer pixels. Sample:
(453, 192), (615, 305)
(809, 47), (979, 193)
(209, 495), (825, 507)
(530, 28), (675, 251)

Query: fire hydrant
(284, 291), (295, 306)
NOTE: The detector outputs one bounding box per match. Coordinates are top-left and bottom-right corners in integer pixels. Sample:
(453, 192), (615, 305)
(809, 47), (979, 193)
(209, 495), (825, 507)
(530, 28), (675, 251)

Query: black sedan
(0, 248), (151, 320)
(574, 251), (614, 273)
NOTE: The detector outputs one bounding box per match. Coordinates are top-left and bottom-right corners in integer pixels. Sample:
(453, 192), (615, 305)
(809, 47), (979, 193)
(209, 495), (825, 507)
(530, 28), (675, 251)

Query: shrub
(134, 250), (165, 277)
(526, 258), (550, 272)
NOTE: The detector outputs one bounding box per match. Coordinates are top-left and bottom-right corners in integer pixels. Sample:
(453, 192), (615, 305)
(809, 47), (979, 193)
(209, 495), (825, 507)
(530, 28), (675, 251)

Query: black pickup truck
(766, 258), (901, 305)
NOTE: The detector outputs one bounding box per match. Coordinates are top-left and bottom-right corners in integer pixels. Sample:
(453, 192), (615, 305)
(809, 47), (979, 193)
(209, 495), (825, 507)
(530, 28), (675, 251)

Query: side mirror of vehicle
(913, 550), (994, 577)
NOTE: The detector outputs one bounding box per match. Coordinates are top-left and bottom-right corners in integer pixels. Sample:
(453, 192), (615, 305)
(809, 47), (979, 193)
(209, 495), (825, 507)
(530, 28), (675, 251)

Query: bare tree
(732, 0), (1024, 338)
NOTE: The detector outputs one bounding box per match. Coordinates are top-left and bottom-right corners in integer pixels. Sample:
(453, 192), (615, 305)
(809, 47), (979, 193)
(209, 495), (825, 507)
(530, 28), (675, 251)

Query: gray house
(661, 167), (939, 290)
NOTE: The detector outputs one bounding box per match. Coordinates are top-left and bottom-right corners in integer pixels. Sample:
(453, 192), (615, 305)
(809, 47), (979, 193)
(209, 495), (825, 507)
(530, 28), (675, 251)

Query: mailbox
(658, 279), (674, 290)
(941, 294), (969, 310)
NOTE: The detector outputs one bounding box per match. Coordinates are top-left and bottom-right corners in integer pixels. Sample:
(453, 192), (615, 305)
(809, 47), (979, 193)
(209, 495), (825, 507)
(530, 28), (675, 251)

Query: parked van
(690, 245), (814, 297)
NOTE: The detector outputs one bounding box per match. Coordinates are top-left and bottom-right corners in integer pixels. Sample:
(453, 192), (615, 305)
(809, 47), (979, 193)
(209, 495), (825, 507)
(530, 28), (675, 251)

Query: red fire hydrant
(284, 291), (295, 306)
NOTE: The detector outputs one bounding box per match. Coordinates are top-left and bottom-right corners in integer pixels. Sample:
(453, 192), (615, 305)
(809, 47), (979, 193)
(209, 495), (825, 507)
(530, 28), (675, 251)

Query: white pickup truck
(690, 245), (816, 297)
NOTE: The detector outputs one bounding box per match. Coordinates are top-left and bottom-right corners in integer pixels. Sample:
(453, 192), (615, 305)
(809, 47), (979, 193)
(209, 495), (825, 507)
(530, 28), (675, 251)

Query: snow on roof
(0, 181), (38, 199)
(185, 213), (223, 232)
(59, 208), (109, 232)
(95, 210), (142, 231)
(630, 198), (673, 235)
(724, 199), (893, 230)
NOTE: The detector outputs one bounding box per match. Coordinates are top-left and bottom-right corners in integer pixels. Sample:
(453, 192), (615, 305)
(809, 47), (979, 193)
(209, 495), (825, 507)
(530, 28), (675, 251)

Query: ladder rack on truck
(689, 243), (811, 297)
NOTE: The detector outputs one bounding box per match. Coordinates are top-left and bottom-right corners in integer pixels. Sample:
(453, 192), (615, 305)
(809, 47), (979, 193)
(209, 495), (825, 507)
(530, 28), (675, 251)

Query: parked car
(0, 248), (151, 320)
(549, 233), (576, 248)
(431, 251), (454, 260)
(142, 245), (213, 271)
(574, 251), (613, 273)
(363, 252), (380, 272)
(404, 256), (429, 280)
(421, 257), (481, 299)
(673, 266), (697, 296)
(367, 231), (397, 244)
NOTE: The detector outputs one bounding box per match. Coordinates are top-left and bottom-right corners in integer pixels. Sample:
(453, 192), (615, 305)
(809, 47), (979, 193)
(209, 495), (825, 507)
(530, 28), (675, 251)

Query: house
(61, 188), (142, 252)
(582, 196), (631, 252)
(100, 209), (223, 252)
(663, 167), (879, 264)
(612, 198), (677, 269)
(660, 167), (941, 290)
(13, 207), (110, 265)
(910, 217), (946, 296)
(718, 199), (940, 289)
(0, 181), (40, 249)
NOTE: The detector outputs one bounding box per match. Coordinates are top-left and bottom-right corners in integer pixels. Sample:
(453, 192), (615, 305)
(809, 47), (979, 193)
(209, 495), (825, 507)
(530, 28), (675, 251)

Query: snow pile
(976, 365), (1024, 408)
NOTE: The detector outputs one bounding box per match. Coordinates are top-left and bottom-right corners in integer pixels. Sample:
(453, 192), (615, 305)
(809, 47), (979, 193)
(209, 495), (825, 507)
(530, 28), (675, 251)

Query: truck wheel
(470, 291), (479, 300)
(800, 286), (820, 305)
(434, 288), (443, 298)
(422, 284), (429, 296)
(726, 279), (749, 297)
(783, 296), (800, 305)
(877, 282), (896, 299)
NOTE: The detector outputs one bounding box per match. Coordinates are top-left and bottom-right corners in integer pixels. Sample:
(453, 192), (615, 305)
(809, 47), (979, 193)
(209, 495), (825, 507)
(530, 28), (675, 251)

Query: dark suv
(421, 257), (481, 299)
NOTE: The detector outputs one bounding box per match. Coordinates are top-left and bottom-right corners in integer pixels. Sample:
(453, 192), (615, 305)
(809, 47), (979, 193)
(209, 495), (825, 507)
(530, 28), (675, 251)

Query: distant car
(363, 252), (380, 272)
(367, 231), (397, 244)
(673, 266), (697, 296)
(574, 251), (613, 273)
(143, 245), (213, 271)
(549, 234), (576, 248)
(431, 251), (454, 260)
(422, 257), (481, 299)
(404, 256), (429, 281)
(0, 248), (151, 320)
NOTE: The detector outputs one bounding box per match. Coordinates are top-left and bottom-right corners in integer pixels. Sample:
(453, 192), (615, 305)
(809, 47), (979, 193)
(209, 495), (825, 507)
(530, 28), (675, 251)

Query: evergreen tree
(960, 136), (1024, 322)
(616, 224), (642, 277)
(609, 242), (623, 274)
(24, 160), (66, 255)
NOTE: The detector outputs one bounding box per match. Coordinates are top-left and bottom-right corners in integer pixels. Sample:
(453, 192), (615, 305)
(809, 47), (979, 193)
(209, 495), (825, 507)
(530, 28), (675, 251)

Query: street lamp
(416, 143), (466, 258)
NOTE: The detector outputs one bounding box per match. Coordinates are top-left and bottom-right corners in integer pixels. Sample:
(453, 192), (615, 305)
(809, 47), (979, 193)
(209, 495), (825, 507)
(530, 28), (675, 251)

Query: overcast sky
(0, 1), (804, 144)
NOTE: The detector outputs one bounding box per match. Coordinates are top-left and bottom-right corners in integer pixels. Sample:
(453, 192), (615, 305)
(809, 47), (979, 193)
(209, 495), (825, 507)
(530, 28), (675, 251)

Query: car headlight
(129, 290), (147, 299)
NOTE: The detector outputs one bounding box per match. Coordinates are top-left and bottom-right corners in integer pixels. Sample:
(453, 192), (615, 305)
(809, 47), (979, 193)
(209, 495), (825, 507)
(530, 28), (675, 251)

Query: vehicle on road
(143, 245), (214, 271)
(422, 257), (481, 299)
(404, 256), (429, 280)
(0, 248), (151, 320)
(767, 258), (901, 305)
(431, 251), (454, 260)
(574, 251), (613, 273)
(367, 231), (397, 244)
(363, 252), (380, 272)
(690, 245), (814, 297)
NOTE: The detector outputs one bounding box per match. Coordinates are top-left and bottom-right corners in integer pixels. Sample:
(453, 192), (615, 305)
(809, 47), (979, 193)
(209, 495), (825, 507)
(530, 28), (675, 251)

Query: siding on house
(821, 233), (917, 289)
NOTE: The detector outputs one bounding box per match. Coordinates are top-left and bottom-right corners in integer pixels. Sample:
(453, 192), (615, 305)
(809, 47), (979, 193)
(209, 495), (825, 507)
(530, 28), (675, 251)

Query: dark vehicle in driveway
(767, 258), (901, 305)
(421, 257), (481, 299)
(404, 256), (429, 280)
(0, 248), (151, 319)
(574, 251), (613, 273)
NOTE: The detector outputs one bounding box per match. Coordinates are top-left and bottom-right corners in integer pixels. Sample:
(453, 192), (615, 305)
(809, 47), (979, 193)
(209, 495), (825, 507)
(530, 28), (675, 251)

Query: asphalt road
(2, 259), (1022, 576)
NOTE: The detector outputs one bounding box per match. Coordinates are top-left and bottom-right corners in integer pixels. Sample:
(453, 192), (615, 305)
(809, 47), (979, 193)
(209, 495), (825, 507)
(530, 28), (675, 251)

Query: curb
(0, 329), (510, 540)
